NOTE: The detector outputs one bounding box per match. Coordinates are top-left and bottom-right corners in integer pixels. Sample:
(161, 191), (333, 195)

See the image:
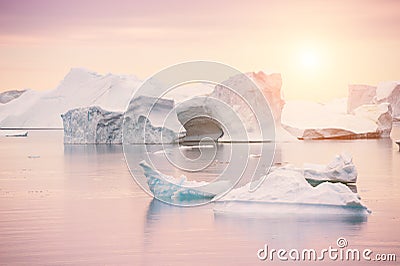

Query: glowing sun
(300, 50), (320, 69)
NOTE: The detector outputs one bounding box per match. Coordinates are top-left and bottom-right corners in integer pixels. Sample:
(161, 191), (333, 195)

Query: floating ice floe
(215, 165), (370, 216)
(139, 161), (231, 203)
(139, 153), (369, 215)
(302, 152), (357, 184)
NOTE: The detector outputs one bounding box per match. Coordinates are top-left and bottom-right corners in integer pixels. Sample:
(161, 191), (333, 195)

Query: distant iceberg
(282, 100), (392, 139)
(0, 68), (141, 128)
(347, 81), (400, 121)
(0, 89), (26, 104)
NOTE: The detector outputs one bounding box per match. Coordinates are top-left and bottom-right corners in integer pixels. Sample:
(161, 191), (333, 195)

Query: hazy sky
(0, 0), (399, 101)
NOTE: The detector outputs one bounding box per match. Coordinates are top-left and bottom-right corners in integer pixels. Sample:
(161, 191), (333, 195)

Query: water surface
(0, 126), (399, 265)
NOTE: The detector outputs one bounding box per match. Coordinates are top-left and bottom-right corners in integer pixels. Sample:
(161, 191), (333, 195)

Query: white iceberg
(62, 106), (123, 144)
(211, 71), (284, 123)
(0, 89), (26, 104)
(376, 81), (400, 121)
(175, 71), (281, 142)
(0, 68), (141, 128)
(347, 81), (400, 121)
(210, 72), (281, 141)
(139, 154), (368, 215)
(62, 96), (180, 144)
(175, 96), (245, 142)
(303, 153), (357, 184)
(282, 100), (392, 139)
(215, 166), (369, 216)
(347, 84), (377, 113)
(122, 96), (180, 144)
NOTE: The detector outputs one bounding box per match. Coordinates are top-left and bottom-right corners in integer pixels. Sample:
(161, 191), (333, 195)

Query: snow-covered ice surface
(376, 81), (400, 101)
(215, 165), (369, 217)
(281, 100), (392, 139)
(139, 153), (368, 214)
(0, 90), (26, 104)
(347, 81), (400, 121)
(0, 68), (141, 128)
(303, 152), (357, 184)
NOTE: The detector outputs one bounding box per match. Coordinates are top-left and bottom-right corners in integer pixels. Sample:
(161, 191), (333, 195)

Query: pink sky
(0, 0), (399, 100)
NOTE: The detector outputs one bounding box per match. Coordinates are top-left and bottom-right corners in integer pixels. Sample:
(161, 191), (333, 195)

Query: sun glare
(300, 50), (319, 69)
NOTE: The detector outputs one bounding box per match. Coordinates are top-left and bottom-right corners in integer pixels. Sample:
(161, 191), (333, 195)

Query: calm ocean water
(0, 125), (399, 265)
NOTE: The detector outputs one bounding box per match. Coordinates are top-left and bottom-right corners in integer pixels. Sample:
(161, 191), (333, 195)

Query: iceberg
(302, 153), (357, 184)
(123, 115), (178, 144)
(211, 72), (281, 141)
(376, 81), (400, 121)
(0, 68), (141, 128)
(211, 71), (284, 123)
(62, 96), (180, 144)
(139, 161), (217, 202)
(214, 166), (369, 216)
(175, 96), (245, 142)
(347, 84), (377, 113)
(0, 89), (26, 104)
(62, 106), (123, 144)
(282, 100), (392, 139)
(122, 96), (180, 144)
(139, 153), (367, 215)
(347, 81), (400, 121)
(175, 71), (281, 142)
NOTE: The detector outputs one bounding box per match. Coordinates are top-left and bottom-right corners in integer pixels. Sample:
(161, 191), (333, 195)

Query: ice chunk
(303, 153), (357, 184)
(214, 166), (370, 215)
(215, 165), (369, 215)
(219, 167), (360, 205)
(139, 161), (216, 202)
